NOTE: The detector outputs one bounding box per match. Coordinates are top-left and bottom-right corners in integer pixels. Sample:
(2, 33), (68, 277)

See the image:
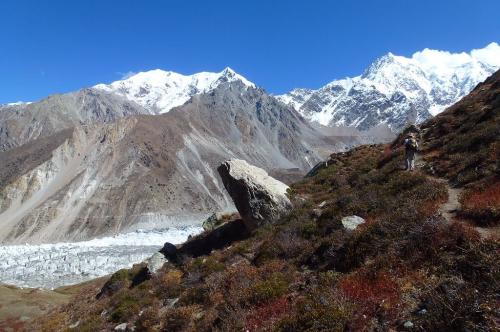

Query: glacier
(0, 226), (202, 289)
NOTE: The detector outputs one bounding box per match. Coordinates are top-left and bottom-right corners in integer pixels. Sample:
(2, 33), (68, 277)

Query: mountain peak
(94, 67), (255, 114)
(218, 67), (255, 88)
(221, 66), (236, 75)
(277, 43), (500, 131)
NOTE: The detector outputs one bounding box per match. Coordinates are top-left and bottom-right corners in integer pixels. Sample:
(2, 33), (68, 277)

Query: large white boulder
(217, 159), (292, 229)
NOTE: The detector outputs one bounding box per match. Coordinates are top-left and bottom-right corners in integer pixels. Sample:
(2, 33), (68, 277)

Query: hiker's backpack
(406, 138), (418, 151)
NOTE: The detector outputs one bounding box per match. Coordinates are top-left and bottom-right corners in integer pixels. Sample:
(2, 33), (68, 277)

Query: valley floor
(0, 278), (107, 332)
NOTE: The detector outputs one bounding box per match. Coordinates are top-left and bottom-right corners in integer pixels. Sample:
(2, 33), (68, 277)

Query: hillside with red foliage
(27, 71), (500, 332)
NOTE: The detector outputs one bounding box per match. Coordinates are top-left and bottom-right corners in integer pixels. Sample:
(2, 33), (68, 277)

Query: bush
(162, 305), (199, 332)
(135, 306), (161, 332)
(98, 264), (147, 298)
(417, 277), (496, 331)
(459, 182), (500, 225)
(37, 312), (69, 332)
(76, 315), (104, 332)
(277, 290), (352, 332)
(249, 273), (289, 305)
(110, 296), (141, 322)
(155, 269), (183, 298)
(300, 220), (319, 239)
(254, 230), (313, 265)
(339, 269), (401, 324)
(245, 297), (290, 331)
(179, 285), (210, 305)
(188, 256), (225, 276)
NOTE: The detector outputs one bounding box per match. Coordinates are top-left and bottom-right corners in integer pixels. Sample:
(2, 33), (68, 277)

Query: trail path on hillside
(414, 154), (461, 223)
(434, 178), (462, 224)
(415, 153), (498, 239)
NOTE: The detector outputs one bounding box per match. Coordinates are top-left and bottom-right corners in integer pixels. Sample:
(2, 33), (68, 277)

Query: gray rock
(403, 320), (414, 329)
(202, 212), (236, 231)
(217, 159), (292, 229)
(69, 321), (80, 328)
(202, 213), (221, 231)
(417, 308), (427, 315)
(114, 322), (128, 331)
(311, 209), (323, 218)
(341, 215), (365, 230)
(145, 252), (167, 274)
(165, 297), (179, 308)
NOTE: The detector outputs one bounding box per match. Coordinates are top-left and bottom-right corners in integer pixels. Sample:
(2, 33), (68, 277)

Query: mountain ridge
(277, 42), (500, 131)
(93, 67), (255, 114)
(0, 82), (338, 244)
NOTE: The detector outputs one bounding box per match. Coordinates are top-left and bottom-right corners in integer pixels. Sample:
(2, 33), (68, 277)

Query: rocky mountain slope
(0, 82), (340, 244)
(29, 70), (499, 332)
(3, 45), (495, 245)
(0, 88), (149, 151)
(277, 42), (500, 131)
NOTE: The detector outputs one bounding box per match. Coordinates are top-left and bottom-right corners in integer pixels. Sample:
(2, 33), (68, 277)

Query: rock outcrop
(161, 218), (249, 263)
(201, 211), (240, 231)
(217, 159), (292, 229)
(145, 252), (168, 274)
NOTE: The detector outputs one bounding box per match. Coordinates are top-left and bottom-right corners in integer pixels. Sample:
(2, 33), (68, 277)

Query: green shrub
(277, 291), (352, 332)
(249, 273), (289, 304)
(111, 296), (141, 322)
(301, 220), (318, 239)
(179, 286), (210, 305)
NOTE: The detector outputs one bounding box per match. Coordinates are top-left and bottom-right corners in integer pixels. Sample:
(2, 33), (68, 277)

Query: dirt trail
(415, 153), (461, 222)
(436, 182), (463, 223)
(416, 153), (498, 238)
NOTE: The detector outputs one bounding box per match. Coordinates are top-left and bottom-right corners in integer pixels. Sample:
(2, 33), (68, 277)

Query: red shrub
(377, 146), (394, 168)
(245, 297), (290, 331)
(460, 182), (500, 225)
(0, 317), (26, 332)
(339, 270), (401, 325)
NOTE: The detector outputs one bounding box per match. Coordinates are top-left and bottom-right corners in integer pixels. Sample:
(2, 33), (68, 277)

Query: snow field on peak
(276, 43), (500, 130)
(94, 67), (255, 114)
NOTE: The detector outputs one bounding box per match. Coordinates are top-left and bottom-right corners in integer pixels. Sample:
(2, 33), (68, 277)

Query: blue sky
(0, 0), (499, 104)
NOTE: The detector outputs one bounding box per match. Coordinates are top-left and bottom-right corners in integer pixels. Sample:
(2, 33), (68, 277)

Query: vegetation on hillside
(28, 71), (500, 331)
(419, 70), (500, 226)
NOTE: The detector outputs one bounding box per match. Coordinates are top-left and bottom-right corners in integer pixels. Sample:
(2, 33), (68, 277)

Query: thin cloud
(117, 71), (137, 80)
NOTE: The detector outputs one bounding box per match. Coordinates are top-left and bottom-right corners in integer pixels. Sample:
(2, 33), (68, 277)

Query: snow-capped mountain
(94, 67), (255, 114)
(277, 42), (500, 131)
(0, 79), (339, 244)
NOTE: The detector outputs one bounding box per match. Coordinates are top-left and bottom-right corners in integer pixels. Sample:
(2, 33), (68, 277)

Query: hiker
(404, 133), (418, 171)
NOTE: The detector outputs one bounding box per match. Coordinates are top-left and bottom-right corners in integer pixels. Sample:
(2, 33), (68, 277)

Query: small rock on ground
(341, 215), (365, 230)
(114, 322), (128, 331)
